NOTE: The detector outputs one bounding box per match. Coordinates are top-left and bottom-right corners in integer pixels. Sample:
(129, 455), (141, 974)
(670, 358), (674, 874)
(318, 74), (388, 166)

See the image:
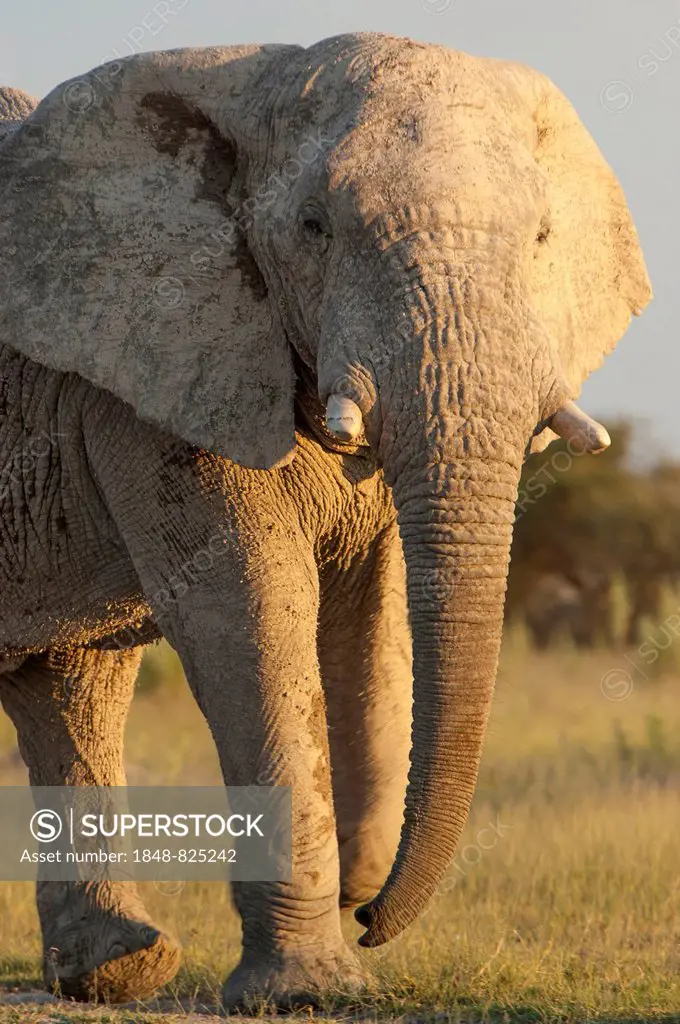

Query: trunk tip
(354, 903), (372, 929)
(354, 900), (391, 948)
(355, 902), (379, 946)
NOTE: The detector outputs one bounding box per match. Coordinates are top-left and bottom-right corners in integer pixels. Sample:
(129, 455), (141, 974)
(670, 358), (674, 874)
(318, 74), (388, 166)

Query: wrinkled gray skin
(0, 34), (651, 1008)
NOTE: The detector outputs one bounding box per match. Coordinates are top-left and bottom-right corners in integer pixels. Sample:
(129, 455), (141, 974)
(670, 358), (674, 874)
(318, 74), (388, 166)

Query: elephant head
(0, 34), (651, 946)
(0, 86), (38, 141)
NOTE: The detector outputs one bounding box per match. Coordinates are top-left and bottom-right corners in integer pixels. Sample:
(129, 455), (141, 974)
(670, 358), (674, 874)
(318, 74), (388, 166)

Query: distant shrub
(136, 640), (186, 694)
(508, 421), (680, 653)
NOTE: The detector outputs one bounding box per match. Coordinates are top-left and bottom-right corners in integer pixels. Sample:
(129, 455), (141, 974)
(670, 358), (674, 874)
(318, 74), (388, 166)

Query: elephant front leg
(162, 539), (365, 1010)
(0, 647), (180, 1002)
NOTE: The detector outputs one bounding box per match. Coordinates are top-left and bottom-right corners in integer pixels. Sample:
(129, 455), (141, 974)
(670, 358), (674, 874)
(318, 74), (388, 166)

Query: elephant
(513, 572), (596, 649)
(0, 33), (651, 1007)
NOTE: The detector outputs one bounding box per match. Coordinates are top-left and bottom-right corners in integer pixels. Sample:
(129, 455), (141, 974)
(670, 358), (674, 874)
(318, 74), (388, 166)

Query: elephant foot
(43, 920), (181, 1003)
(222, 946), (368, 1011)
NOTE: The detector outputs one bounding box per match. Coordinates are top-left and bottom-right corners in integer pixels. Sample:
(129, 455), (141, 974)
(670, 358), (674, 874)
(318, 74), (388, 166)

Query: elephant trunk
(355, 450), (520, 947)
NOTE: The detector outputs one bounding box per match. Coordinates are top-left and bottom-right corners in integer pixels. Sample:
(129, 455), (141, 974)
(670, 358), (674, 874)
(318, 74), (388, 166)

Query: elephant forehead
(284, 34), (539, 156)
(291, 49), (547, 229)
(323, 121), (547, 241)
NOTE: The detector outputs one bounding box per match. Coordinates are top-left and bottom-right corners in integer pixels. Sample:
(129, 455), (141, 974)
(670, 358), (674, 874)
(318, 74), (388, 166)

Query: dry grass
(1, 632), (679, 1022)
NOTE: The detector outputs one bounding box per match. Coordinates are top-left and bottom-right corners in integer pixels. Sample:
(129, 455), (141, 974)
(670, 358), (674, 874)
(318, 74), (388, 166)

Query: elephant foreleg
(0, 646), (180, 1002)
(319, 520), (412, 909)
(84, 418), (368, 1009)
(159, 533), (366, 1010)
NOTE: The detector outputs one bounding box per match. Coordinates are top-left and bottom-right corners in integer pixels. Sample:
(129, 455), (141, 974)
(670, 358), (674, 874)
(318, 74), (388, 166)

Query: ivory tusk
(325, 394), (364, 442)
(550, 400), (611, 454)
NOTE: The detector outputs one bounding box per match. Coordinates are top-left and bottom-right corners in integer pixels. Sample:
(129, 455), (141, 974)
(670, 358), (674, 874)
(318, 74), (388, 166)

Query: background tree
(507, 423), (680, 648)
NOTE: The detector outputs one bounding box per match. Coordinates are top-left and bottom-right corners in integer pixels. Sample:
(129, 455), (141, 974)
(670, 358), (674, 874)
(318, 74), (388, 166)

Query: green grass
(1, 634), (679, 1021)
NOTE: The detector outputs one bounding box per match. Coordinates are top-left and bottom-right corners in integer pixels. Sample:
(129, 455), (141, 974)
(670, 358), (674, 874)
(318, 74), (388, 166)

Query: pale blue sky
(2, 0), (678, 458)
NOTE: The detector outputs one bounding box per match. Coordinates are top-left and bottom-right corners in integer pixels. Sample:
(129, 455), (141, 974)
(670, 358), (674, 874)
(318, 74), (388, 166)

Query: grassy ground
(0, 632), (679, 1022)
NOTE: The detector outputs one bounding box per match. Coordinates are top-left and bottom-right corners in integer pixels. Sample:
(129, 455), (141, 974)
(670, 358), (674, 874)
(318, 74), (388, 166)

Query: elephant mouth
(294, 357), (371, 457)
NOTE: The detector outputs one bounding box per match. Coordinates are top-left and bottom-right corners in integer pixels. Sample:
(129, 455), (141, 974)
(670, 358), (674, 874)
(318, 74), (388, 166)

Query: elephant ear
(0, 46), (301, 469)
(528, 69), (652, 396)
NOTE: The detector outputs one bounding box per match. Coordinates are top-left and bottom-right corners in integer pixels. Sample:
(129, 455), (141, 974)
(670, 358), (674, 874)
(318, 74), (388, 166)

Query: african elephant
(0, 33), (651, 1007)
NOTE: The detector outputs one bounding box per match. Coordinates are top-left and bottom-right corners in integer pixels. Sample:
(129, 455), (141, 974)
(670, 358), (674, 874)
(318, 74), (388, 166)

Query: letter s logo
(30, 809), (63, 843)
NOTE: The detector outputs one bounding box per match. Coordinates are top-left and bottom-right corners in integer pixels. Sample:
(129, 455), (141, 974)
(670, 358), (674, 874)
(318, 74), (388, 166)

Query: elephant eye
(300, 208), (332, 254)
(302, 216), (325, 236)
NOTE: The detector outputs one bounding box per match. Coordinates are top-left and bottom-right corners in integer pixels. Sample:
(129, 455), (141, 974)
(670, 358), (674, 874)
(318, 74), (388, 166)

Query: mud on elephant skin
(0, 33), (650, 1007)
